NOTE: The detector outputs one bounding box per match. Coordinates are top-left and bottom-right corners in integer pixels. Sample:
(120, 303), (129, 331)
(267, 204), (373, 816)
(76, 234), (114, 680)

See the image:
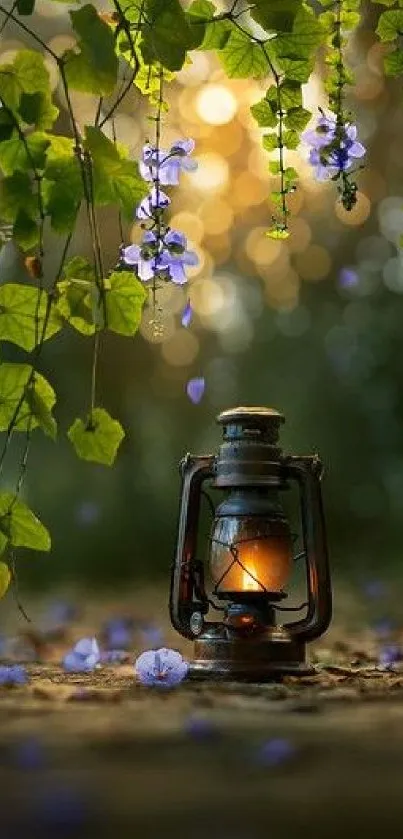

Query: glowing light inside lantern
(242, 562), (260, 591)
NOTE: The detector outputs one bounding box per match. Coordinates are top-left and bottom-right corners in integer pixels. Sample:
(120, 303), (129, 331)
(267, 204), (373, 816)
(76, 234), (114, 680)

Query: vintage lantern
(169, 407), (332, 681)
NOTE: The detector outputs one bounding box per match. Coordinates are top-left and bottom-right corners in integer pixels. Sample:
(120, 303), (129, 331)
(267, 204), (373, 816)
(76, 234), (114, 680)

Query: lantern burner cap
(217, 406), (285, 428)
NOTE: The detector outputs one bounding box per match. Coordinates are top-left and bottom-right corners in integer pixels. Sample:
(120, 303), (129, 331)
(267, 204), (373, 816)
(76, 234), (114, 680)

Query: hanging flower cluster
(122, 139), (199, 289)
(122, 135), (205, 403)
(302, 111), (365, 210)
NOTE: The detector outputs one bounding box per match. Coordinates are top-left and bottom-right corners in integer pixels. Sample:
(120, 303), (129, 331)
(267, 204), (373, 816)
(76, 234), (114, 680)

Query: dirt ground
(1, 583), (403, 839)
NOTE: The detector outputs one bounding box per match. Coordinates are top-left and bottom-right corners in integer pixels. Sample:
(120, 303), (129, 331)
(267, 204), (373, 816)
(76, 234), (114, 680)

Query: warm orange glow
(242, 561), (260, 591)
(210, 536), (292, 594)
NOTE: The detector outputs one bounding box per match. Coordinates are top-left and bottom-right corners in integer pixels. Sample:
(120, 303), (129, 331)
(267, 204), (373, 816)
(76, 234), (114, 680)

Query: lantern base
(188, 627), (313, 682)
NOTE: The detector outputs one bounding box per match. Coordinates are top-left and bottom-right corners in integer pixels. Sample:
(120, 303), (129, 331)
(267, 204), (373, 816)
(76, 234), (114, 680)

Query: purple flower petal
(171, 138), (195, 155)
(164, 229), (186, 250)
(186, 377), (205, 404)
(136, 187), (171, 220)
(135, 647), (188, 688)
(346, 124), (357, 141)
(158, 160), (182, 186)
(180, 157), (198, 172)
(339, 267), (359, 288)
(167, 260), (187, 284)
(181, 300), (193, 328)
(122, 244), (141, 266)
(0, 664), (28, 686)
(348, 141), (366, 158)
(182, 249), (199, 267)
(75, 638), (100, 659)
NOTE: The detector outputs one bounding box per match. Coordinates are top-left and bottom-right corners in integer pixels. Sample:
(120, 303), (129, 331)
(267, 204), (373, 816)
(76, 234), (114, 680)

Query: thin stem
(112, 118), (125, 244)
(90, 331), (100, 415)
(99, 0), (144, 128)
(0, 4), (59, 60)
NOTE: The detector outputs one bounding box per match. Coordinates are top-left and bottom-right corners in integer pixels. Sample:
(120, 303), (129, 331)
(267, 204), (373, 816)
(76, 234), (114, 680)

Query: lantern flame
(242, 563), (260, 591)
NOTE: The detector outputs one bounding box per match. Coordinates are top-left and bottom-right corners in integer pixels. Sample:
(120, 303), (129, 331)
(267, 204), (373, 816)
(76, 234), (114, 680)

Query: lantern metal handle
(170, 453), (220, 640)
(282, 455), (332, 641)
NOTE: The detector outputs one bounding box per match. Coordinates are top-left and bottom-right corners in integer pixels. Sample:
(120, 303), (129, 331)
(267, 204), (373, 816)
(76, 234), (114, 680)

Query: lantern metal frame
(169, 407), (332, 681)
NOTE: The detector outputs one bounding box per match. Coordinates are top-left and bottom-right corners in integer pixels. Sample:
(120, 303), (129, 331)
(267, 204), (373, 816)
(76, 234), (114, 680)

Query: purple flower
(256, 738), (296, 767)
(122, 229), (198, 285)
(139, 138), (197, 186)
(103, 617), (133, 650)
(181, 299), (193, 328)
(0, 664), (28, 686)
(339, 267), (359, 288)
(135, 647), (188, 688)
(160, 230), (199, 285)
(62, 637), (100, 673)
(302, 115), (336, 148)
(379, 644), (401, 669)
(136, 186), (171, 220)
(303, 112), (365, 181)
(186, 377), (205, 404)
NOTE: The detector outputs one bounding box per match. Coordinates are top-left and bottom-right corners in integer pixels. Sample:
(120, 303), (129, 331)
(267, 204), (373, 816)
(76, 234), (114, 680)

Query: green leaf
(277, 80), (302, 110)
(0, 111), (15, 143)
(68, 407), (125, 466)
(187, 0), (231, 50)
(84, 126), (148, 219)
(274, 55), (313, 82)
(219, 29), (268, 79)
(132, 57), (176, 101)
(269, 161), (281, 175)
(0, 363), (56, 437)
(0, 51), (53, 114)
(42, 136), (83, 233)
(250, 96), (278, 127)
(56, 257), (95, 335)
(0, 171), (37, 222)
(63, 4), (118, 95)
(0, 562), (10, 598)
(0, 284), (62, 352)
(376, 10), (403, 41)
(13, 50), (50, 94)
(0, 66), (21, 112)
(141, 0), (196, 71)
(57, 281), (94, 335)
(284, 106), (311, 130)
(64, 255), (94, 283)
(270, 5), (324, 59)
(106, 271), (147, 336)
(284, 165), (298, 183)
(384, 49), (403, 75)
(0, 131), (49, 176)
(19, 91), (59, 130)
(0, 492), (51, 552)
(262, 133), (278, 151)
(266, 227), (290, 240)
(282, 129), (299, 149)
(251, 0), (302, 33)
(13, 208), (38, 250)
